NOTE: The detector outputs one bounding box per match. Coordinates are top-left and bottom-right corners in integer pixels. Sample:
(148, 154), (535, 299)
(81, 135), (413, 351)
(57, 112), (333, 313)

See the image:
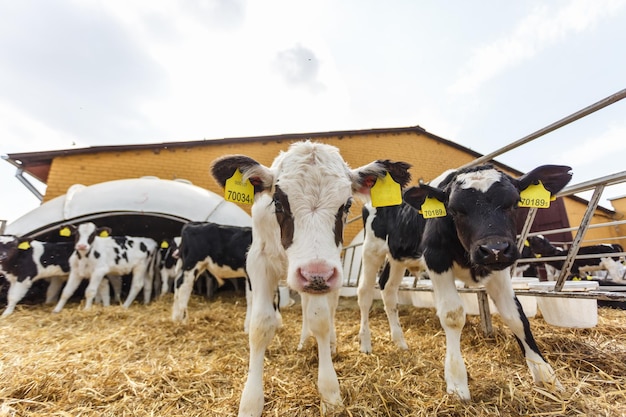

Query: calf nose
(474, 241), (517, 265)
(299, 262), (337, 294)
(76, 243), (89, 252)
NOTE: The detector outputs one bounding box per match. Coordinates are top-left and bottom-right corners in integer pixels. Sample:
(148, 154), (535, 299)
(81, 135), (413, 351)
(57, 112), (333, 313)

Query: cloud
(0, 0), (168, 143)
(448, 0), (626, 95)
(272, 44), (324, 92)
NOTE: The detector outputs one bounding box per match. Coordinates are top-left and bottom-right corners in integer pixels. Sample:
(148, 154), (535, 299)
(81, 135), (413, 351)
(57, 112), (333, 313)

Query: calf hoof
(447, 383), (471, 402)
(320, 396), (343, 416)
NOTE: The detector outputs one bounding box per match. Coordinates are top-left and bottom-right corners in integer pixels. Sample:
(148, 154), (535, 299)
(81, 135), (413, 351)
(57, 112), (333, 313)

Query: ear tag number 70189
(419, 197), (447, 218)
(225, 169), (254, 205)
(371, 172), (402, 207)
(519, 181), (551, 208)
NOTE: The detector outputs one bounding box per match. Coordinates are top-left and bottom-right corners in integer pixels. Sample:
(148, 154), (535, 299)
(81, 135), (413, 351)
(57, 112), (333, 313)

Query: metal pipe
(14, 168), (43, 201)
(458, 88), (626, 169)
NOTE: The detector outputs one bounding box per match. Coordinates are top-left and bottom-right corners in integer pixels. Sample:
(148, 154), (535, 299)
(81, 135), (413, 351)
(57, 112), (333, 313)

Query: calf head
(212, 141), (411, 294)
(527, 235), (561, 257)
(0, 235), (29, 264)
(60, 222), (113, 255)
(404, 164), (572, 275)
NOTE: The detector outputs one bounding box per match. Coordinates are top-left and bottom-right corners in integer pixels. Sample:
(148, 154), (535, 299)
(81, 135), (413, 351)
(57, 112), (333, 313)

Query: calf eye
(273, 196), (284, 213)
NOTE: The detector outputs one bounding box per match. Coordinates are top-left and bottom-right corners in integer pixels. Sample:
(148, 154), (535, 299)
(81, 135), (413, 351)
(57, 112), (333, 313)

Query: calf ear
(97, 227), (113, 238)
(517, 165), (573, 194)
(211, 155), (274, 194)
(59, 224), (76, 237)
(352, 160), (411, 196)
(403, 184), (447, 211)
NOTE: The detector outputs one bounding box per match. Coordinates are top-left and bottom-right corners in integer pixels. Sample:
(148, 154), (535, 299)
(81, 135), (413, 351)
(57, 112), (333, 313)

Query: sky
(1, 0), (626, 225)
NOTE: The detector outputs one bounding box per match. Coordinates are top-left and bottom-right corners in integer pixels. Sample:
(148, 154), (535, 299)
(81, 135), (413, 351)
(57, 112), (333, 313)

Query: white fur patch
(455, 169), (502, 193)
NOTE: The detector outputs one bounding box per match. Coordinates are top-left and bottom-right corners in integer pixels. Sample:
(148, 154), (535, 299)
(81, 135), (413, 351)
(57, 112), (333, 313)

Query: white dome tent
(5, 177), (251, 240)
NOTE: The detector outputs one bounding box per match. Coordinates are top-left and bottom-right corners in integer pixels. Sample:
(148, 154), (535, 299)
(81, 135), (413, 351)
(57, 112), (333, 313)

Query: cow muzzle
(472, 240), (518, 269)
(296, 261), (339, 294)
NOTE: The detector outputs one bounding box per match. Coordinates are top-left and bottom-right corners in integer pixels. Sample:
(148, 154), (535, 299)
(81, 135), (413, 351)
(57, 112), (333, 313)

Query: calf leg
(107, 274), (123, 304)
(2, 279), (32, 317)
(96, 278), (111, 306)
(123, 268), (148, 308)
(357, 248), (386, 353)
(301, 292), (343, 412)
(238, 265), (281, 417)
(430, 270), (470, 400)
(172, 269), (196, 322)
(45, 276), (65, 304)
(485, 270), (563, 390)
(84, 270), (107, 309)
(53, 271), (84, 313)
(380, 259), (409, 350)
(298, 294), (310, 350)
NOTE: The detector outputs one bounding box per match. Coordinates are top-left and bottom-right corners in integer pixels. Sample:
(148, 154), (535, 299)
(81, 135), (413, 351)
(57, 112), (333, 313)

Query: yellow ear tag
(18, 241), (31, 250)
(524, 239), (530, 247)
(519, 181), (551, 208)
(371, 172), (402, 207)
(224, 169), (254, 205)
(59, 227), (71, 237)
(99, 230), (110, 238)
(160, 240), (170, 249)
(419, 197), (447, 219)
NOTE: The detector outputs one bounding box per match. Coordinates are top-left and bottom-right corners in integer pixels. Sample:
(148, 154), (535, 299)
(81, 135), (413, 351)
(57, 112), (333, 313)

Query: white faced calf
(211, 141), (411, 417)
(393, 164), (572, 400)
(52, 223), (157, 312)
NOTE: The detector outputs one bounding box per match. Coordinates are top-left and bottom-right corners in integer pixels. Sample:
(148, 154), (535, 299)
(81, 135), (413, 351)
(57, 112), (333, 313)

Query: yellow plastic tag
(519, 181), (551, 208)
(224, 169), (254, 205)
(18, 241), (31, 250)
(99, 230), (110, 238)
(371, 172), (402, 207)
(59, 227), (72, 237)
(160, 240), (169, 249)
(524, 239), (530, 247)
(419, 197), (447, 218)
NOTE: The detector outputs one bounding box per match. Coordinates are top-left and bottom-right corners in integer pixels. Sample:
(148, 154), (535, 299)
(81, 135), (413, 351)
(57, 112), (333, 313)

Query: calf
(359, 164), (571, 400)
(527, 235), (624, 279)
(171, 222), (251, 326)
(0, 236), (73, 316)
(52, 223), (157, 312)
(156, 237), (182, 296)
(211, 140), (411, 416)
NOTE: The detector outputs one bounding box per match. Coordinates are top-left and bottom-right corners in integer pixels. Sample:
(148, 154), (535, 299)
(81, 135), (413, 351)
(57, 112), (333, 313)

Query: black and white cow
(52, 222), (158, 313)
(156, 236), (182, 297)
(358, 164), (571, 400)
(0, 236), (73, 316)
(211, 141), (411, 416)
(171, 222), (251, 325)
(527, 235), (624, 280)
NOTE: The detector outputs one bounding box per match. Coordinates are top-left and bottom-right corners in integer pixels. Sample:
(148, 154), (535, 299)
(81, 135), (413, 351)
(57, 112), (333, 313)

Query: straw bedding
(1, 291), (625, 417)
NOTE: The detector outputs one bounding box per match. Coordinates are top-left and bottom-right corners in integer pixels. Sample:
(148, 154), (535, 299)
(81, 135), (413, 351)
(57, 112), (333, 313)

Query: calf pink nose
(76, 243), (89, 251)
(300, 262), (334, 282)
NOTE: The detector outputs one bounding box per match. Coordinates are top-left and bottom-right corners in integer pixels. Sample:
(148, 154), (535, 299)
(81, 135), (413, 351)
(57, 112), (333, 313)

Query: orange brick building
(5, 125), (624, 247)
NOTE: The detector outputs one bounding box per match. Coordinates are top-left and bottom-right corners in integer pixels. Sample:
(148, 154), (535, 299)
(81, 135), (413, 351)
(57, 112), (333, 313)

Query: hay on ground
(1, 292), (625, 416)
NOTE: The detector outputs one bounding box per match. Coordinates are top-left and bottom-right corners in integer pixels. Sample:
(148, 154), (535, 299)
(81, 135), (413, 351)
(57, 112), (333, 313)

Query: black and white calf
(171, 222), (251, 324)
(156, 236), (182, 296)
(52, 223), (157, 312)
(0, 236), (73, 316)
(211, 141), (411, 416)
(359, 164), (572, 400)
(527, 235), (624, 280)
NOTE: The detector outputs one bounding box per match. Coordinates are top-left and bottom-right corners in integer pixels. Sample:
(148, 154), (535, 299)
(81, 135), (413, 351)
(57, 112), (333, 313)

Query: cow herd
(2, 140), (625, 417)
